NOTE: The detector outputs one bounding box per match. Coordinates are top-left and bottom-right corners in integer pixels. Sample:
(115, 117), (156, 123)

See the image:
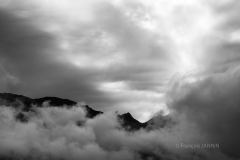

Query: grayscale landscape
(0, 0), (240, 160)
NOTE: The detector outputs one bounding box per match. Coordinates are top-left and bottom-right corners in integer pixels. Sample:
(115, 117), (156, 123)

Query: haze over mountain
(1, 91), (240, 160)
(0, 92), (175, 160)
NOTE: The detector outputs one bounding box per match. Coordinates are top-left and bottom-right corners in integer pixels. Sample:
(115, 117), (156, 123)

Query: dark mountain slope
(34, 97), (77, 107)
(117, 112), (148, 131)
(0, 93), (33, 110)
(0, 93), (103, 119)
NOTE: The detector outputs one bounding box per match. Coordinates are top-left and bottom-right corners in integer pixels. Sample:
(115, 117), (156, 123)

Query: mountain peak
(118, 112), (147, 131)
(122, 112), (132, 117)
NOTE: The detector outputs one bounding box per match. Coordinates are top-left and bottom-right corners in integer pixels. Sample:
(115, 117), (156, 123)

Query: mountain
(0, 93), (103, 119)
(0, 93), (33, 110)
(34, 97), (77, 107)
(117, 112), (148, 131)
(117, 112), (174, 131)
(0, 93), (173, 131)
(145, 113), (175, 130)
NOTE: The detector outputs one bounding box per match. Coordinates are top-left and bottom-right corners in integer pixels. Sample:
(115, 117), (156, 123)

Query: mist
(1, 68), (240, 160)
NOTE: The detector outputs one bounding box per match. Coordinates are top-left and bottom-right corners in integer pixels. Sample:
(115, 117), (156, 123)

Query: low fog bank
(1, 68), (240, 160)
(0, 93), (239, 160)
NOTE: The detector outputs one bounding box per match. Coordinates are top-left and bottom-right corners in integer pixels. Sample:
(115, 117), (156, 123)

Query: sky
(1, 0), (240, 122)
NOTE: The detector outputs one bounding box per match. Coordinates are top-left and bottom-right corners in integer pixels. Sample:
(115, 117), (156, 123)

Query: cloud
(166, 67), (240, 158)
(0, 99), (238, 160)
(0, 65), (20, 92)
(1, 0), (240, 124)
(0, 4), (117, 113)
(0, 0), (174, 121)
(0, 105), (134, 160)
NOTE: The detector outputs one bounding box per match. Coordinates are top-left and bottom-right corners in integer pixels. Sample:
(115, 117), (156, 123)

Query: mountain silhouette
(0, 93), (172, 131)
(117, 112), (148, 131)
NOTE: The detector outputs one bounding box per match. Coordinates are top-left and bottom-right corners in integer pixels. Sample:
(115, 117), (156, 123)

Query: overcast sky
(1, 0), (240, 122)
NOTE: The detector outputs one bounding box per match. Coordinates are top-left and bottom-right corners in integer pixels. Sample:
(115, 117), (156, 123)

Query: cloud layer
(167, 66), (240, 158)
(0, 90), (239, 160)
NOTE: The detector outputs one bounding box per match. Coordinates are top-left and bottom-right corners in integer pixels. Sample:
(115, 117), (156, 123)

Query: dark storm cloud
(0, 0), (171, 121)
(0, 7), (115, 110)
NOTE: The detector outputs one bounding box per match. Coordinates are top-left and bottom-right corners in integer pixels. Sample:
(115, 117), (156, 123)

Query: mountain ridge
(0, 92), (172, 131)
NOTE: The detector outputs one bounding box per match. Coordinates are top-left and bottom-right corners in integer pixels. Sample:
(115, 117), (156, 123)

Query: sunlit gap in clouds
(98, 81), (166, 122)
(157, 0), (216, 75)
